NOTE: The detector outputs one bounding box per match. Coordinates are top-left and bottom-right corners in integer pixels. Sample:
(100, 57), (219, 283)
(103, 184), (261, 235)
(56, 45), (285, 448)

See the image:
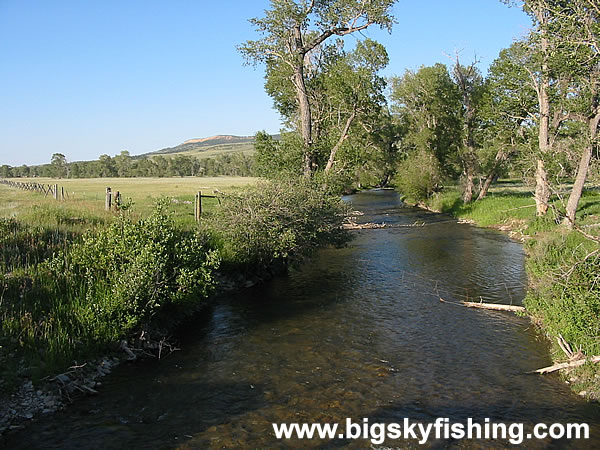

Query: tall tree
(98, 154), (117, 177)
(451, 57), (486, 203)
(322, 39), (389, 173)
(390, 64), (462, 175)
(239, 0), (396, 176)
(477, 41), (538, 200)
(553, 0), (600, 228)
(520, 0), (555, 215)
(50, 153), (68, 178)
(115, 150), (133, 177)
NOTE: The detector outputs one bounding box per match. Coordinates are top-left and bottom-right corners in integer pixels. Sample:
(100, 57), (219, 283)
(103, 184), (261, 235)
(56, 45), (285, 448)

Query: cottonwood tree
(451, 57), (486, 203)
(239, 0), (396, 176)
(477, 41), (538, 200)
(114, 150), (132, 177)
(550, 0), (600, 228)
(50, 153), (68, 178)
(320, 39), (389, 174)
(390, 64), (462, 177)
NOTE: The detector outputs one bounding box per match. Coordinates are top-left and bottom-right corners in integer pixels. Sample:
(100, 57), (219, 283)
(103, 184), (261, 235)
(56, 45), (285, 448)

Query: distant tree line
(0, 151), (255, 179)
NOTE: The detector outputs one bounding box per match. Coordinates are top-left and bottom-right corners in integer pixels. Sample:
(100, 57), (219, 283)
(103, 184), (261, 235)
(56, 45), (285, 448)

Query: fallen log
(462, 301), (526, 313)
(439, 297), (526, 313)
(343, 222), (386, 230)
(532, 356), (600, 374)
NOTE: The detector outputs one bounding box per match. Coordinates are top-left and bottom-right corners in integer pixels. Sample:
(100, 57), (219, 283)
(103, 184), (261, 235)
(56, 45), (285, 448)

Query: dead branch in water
(439, 297), (526, 313)
(532, 356), (600, 374)
(531, 334), (599, 374)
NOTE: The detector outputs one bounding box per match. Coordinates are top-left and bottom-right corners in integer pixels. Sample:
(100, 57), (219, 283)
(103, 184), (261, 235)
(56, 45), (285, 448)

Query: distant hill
(144, 135), (259, 159)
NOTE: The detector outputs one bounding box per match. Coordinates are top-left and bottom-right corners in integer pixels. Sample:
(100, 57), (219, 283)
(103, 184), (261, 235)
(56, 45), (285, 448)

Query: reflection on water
(4, 190), (599, 448)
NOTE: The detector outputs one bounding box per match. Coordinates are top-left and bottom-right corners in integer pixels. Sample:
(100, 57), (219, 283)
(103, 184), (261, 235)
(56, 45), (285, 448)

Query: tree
(115, 150), (133, 177)
(98, 154), (117, 177)
(50, 153), (68, 178)
(525, 0), (553, 215)
(390, 64), (462, 176)
(451, 56), (487, 203)
(0, 165), (13, 178)
(321, 39), (389, 174)
(551, 0), (600, 228)
(477, 41), (538, 200)
(239, 0), (396, 176)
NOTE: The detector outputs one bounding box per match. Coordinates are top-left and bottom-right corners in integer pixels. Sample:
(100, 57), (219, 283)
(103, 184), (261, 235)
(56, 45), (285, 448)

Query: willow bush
(207, 177), (352, 274)
(0, 200), (219, 376)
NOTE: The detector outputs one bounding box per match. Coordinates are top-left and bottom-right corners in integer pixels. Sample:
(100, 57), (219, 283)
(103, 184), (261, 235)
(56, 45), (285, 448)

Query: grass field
(0, 176), (259, 229)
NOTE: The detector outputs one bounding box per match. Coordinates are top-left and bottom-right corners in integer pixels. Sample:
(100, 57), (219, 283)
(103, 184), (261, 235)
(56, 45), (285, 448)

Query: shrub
(0, 200), (219, 374)
(63, 199), (219, 335)
(208, 177), (351, 273)
(393, 150), (444, 202)
(525, 232), (600, 356)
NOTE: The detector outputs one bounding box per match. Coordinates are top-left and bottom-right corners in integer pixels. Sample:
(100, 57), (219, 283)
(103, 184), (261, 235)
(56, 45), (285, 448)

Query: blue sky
(0, 1), (531, 166)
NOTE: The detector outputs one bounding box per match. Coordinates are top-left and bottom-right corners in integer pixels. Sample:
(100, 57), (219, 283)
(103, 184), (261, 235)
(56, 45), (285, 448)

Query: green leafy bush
(208, 177), (351, 273)
(393, 150), (444, 202)
(525, 232), (600, 356)
(0, 200), (219, 375)
(63, 200), (219, 334)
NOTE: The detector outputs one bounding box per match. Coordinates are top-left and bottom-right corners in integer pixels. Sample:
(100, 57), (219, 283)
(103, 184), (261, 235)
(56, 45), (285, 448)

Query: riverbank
(420, 183), (600, 401)
(0, 177), (351, 437)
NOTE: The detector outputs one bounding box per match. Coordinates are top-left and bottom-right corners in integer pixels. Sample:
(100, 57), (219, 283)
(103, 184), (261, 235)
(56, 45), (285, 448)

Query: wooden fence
(194, 191), (217, 222)
(0, 179), (66, 200)
(1, 179), (219, 221)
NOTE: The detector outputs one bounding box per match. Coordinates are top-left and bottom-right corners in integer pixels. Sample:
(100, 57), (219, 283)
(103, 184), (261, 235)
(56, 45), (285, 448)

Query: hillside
(144, 135), (257, 159)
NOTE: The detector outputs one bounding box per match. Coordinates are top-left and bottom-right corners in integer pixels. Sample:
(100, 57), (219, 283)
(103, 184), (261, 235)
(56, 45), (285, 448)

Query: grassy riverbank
(0, 177), (350, 396)
(422, 182), (600, 400)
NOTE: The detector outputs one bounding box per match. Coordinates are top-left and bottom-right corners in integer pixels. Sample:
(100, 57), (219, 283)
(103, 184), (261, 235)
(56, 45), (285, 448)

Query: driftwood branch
(439, 298), (526, 313)
(531, 334), (599, 374)
(461, 301), (526, 313)
(532, 356), (600, 374)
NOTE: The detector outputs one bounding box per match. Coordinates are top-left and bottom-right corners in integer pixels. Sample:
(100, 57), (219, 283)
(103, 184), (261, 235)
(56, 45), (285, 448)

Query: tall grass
(0, 201), (219, 384)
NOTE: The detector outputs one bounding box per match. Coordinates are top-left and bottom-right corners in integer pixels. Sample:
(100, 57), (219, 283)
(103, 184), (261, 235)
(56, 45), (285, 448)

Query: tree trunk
(478, 171), (495, 201)
(535, 159), (550, 215)
(294, 67), (314, 177)
(535, 4), (551, 216)
(477, 147), (509, 201)
(462, 170), (475, 203)
(325, 111), (356, 172)
(563, 115), (599, 228)
(291, 24), (313, 177)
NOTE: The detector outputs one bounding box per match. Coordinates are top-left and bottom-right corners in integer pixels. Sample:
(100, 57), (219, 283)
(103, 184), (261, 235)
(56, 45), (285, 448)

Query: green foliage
(240, 0), (396, 177)
(66, 200), (219, 327)
(525, 232), (600, 356)
(390, 64), (462, 174)
(254, 131), (304, 178)
(0, 201), (219, 376)
(393, 150), (444, 202)
(207, 178), (352, 273)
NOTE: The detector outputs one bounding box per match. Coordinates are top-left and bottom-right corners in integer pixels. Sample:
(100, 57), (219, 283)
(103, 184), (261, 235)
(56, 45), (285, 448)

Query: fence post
(194, 191), (202, 222)
(105, 187), (112, 210)
(53, 184), (58, 200)
(115, 191), (121, 209)
(61, 186), (65, 201)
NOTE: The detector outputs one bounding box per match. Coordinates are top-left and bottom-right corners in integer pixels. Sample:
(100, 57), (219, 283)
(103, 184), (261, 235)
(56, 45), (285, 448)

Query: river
(4, 190), (599, 448)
